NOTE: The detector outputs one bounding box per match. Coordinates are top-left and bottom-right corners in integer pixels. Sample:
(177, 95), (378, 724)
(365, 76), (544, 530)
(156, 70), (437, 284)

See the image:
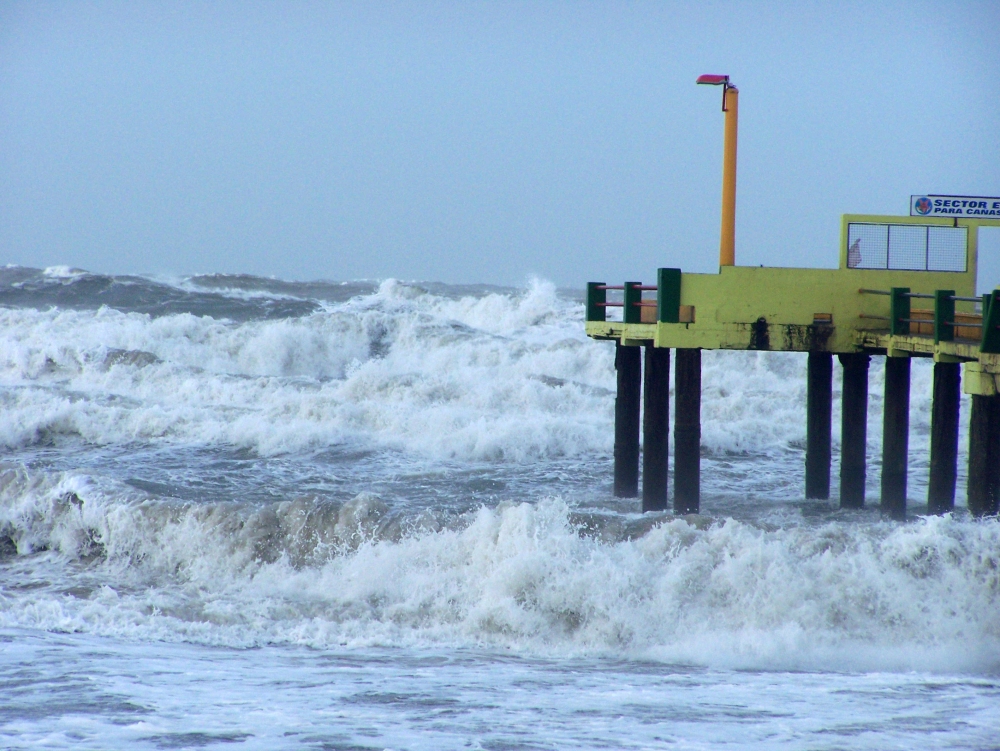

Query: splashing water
(0, 267), (996, 749)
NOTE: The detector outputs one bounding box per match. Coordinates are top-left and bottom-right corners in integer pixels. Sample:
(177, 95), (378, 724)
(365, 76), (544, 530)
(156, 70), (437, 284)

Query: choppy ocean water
(1, 266), (998, 750)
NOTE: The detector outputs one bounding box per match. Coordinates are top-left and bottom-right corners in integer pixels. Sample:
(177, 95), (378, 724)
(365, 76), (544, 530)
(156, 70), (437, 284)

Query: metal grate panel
(887, 225), (927, 270)
(927, 226), (967, 271)
(846, 223), (967, 272)
(846, 223), (888, 268)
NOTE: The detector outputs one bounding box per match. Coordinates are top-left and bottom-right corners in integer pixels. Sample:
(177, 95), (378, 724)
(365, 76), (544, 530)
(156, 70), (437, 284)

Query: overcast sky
(2, 1), (998, 289)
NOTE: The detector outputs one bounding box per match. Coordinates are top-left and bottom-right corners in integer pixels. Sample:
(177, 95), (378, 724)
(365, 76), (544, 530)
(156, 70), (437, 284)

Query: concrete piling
(642, 346), (671, 511)
(839, 353), (870, 508)
(673, 348), (701, 514)
(881, 356), (910, 520)
(615, 342), (642, 498)
(614, 342), (642, 497)
(806, 352), (832, 500)
(927, 361), (961, 514)
(968, 394), (1000, 517)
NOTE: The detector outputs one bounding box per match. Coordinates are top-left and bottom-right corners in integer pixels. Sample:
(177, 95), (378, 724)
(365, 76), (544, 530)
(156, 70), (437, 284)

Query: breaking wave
(2, 466), (998, 672)
(0, 271), (950, 463)
(1, 268), (991, 675)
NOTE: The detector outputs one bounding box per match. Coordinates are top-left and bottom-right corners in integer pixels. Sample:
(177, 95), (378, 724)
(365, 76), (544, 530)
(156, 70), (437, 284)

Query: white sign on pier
(911, 195), (1000, 217)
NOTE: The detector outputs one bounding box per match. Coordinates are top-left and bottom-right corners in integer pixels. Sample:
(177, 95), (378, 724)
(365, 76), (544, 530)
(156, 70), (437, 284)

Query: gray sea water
(1, 266), (998, 750)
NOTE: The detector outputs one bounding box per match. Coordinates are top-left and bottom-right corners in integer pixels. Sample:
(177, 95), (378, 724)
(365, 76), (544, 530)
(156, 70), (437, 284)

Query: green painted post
(623, 282), (642, 324)
(642, 345), (670, 512)
(881, 356), (910, 520)
(614, 341), (642, 497)
(838, 353), (870, 509)
(805, 352), (833, 500)
(933, 290), (955, 344)
(927, 361), (961, 514)
(673, 348), (701, 514)
(981, 290), (1000, 354)
(890, 287), (910, 336)
(657, 268), (682, 324)
(968, 394), (1000, 517)
(586, 282), (607, 322)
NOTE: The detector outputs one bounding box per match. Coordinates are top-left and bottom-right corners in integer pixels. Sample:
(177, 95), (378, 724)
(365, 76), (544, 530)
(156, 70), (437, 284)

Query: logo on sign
(913, 196), (932, 215)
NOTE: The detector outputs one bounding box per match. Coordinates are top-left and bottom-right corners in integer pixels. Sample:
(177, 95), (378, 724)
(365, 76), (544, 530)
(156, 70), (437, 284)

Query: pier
(588, 75), (1000, 518)
(588, 237), (1000, 518)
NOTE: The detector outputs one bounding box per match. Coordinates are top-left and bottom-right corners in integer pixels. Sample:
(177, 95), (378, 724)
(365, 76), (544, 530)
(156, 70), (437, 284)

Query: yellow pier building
(587, 73), (1000, 519)
(586, 214), (1000, 377)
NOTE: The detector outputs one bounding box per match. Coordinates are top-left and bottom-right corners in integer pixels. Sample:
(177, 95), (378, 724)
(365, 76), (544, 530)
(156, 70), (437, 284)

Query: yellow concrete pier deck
(586, 214), (1000, 396)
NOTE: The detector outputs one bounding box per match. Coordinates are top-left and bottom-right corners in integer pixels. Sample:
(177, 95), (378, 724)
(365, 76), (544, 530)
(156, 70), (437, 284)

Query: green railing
(586, 269), (682, 325)
(859, 287), (1000, 353)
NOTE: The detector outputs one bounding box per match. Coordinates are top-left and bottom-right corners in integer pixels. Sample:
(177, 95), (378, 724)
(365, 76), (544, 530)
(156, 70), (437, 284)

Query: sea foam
(0, 279), (616, 459)
(0, 277), (952, 462)
(0, 275), (990, 674)
(1, 466), (998, 672)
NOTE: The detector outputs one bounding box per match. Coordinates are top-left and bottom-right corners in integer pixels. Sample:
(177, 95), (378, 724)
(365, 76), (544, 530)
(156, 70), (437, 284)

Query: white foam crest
(2, 470), (998, 671)
(0, 284), (614, 459)
(701, 351), (809, 454)
(0, 283), (949, 460)
(41, 266), (88, 279)
(429, 278), (571, 337)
